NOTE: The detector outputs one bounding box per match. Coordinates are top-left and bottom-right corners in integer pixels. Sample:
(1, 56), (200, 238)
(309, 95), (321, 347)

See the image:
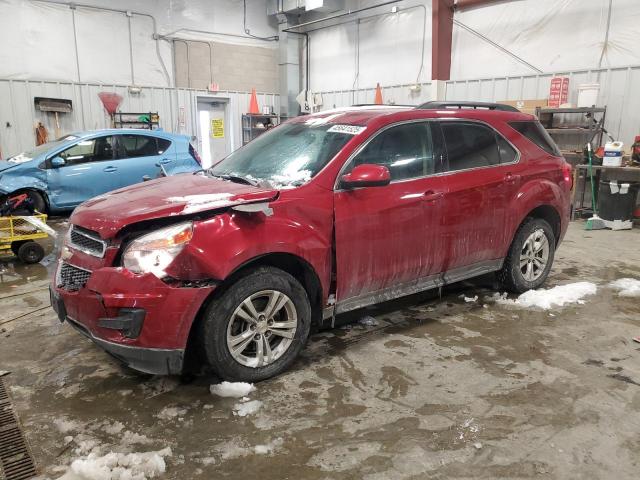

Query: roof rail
(351, 103), (415, 107)
(416, 101), (520, 112)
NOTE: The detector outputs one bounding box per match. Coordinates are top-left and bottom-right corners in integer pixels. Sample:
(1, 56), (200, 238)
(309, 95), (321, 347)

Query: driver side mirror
(340, 164), (391, 189)
(50, 156), (66, 168)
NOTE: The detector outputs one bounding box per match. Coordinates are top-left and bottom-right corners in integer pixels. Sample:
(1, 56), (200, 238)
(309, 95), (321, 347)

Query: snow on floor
(494, 282), (598, 310)
(58, 447), (172, 480)
(210, 381), (255, 398)
(155, 406), (187, 421)
(610, 278), (640, 297)
(233, 400), (263, 417)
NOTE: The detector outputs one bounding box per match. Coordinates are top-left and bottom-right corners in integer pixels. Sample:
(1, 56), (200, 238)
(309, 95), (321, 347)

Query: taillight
(189, 145), (202, 165)
(562, 163), (573, 189)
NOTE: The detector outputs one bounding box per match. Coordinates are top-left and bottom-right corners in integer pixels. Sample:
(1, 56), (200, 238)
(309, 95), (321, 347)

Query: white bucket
(603, 141), (624, 167)
(577, 83), (600, 107)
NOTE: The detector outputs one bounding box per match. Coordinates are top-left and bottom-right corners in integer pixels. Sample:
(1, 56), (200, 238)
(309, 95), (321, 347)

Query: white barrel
(603, 141), (624, 167)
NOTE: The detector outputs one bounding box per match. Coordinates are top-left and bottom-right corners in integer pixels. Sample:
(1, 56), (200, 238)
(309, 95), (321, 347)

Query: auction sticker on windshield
(327, 125), (366, 135)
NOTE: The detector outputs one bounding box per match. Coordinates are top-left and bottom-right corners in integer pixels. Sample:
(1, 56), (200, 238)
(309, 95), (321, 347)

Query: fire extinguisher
(632, 135), (640, 165)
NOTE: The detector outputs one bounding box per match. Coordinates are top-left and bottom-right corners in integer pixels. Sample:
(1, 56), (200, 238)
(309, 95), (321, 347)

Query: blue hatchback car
(0, 129), (201, 213)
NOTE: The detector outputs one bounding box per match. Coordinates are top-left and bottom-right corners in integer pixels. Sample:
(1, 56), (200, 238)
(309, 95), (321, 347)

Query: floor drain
(0, 379), (37, 480)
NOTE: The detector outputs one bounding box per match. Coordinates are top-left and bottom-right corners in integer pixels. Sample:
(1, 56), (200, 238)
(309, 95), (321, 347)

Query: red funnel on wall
(98, 92), (123, 115)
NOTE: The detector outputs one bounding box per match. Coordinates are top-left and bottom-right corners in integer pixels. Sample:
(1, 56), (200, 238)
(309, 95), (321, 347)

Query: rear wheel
(199, 266), (311, 382)
(498, 218), (556, 293)
(17, 241), (45, 264)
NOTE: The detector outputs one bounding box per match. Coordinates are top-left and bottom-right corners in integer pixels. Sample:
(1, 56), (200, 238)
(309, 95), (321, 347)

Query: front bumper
(51, 261), (215, 375)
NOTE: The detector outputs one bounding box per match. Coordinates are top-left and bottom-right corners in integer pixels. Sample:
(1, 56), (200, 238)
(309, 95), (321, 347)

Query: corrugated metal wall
(317, 65), (640, 148)
(0, 79), (280, 159)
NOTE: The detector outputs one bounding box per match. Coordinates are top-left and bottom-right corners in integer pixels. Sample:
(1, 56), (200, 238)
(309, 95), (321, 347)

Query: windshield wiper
(207, 172), (258, 187)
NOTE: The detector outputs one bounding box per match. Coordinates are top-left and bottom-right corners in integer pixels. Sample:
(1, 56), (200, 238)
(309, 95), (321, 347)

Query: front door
(333, 121), (447, 309)
(436, 121), (520, 271)
(46, 135), (116, 208)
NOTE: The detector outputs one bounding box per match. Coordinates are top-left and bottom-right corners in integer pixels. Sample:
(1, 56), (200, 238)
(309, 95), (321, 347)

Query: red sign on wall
(548, 76), (569, 108)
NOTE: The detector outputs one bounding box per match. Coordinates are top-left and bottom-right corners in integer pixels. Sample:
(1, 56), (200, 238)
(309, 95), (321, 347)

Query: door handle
(159, 158), (172, 164)
(103, 166), (117, 173)
(423, 190), (444, 202)
(504, 172), (520, 184)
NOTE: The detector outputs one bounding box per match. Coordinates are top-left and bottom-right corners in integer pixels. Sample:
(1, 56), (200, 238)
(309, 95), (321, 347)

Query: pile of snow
(155, 406), (187, 421)
(610, 278), (640, 297)
(54, 417), (82, 434)
(210, 382), (255, 398)
(359, 315), (378, 326)
(63, 447), (171, 480)
(464, 295), (478, 303)
(254, 438), (283, 455)
(233, 400), (263, 417)
(494, 282), (597, 310)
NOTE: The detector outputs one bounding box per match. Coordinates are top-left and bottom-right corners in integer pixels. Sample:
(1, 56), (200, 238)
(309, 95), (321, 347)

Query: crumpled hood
(0, 160), (19, 173)
(70, 174), (279, 238)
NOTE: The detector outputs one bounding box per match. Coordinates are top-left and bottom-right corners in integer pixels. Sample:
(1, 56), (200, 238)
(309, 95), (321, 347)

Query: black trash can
(598, 180), (640, 228)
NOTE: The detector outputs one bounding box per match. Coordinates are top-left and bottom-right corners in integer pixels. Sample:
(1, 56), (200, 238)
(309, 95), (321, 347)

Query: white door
(197, 100), (229, 168)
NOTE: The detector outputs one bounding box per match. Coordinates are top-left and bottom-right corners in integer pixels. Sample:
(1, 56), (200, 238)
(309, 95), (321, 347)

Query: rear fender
(504, 179), (568, 255)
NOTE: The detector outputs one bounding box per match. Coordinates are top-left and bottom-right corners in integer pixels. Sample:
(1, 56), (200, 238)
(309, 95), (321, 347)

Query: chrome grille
(57, 262), (92, 291)
(69, 225), (106, 257)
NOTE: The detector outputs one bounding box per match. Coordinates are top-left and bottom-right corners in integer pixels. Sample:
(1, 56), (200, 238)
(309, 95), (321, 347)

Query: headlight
(122, 222), (193, 278)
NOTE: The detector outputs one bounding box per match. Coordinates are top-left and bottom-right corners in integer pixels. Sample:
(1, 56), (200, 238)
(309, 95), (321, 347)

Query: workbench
(571, 164), (640, 219)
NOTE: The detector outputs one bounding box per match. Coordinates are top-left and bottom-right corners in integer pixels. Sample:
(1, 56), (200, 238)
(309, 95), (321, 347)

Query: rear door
(333, 121), (448, 307)
(437, 120), (520, 272)
(46, 135), (117, 208)
(112, 134), (174, 188)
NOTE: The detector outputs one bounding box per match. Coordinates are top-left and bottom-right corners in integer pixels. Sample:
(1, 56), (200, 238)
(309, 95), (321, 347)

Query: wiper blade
(207, 172), (258, 187)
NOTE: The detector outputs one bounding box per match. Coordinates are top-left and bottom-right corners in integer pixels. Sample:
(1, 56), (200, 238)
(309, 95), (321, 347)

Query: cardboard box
(499, 99), (548, 116)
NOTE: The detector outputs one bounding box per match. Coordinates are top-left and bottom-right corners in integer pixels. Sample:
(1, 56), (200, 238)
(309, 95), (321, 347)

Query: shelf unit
(535, 106), (606, 157)
(242, 114), (279, 145)
(113, 112), (160, 130)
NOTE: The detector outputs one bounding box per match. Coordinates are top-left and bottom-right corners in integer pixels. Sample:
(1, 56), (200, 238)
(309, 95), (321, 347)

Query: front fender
(0, 165), (48, 196)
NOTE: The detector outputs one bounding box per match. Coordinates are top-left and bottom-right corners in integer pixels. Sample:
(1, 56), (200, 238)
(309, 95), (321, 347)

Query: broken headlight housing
(122, 222), (193, 278)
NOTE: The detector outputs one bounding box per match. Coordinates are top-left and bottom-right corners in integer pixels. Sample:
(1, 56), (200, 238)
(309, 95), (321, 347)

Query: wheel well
(183, 253), (325, 372)
(525, 205), (561, 243)
(12, 188), (49, 211)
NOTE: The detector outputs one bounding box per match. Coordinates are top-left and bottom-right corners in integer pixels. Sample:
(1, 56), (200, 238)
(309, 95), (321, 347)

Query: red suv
(50, 102), (572, 381)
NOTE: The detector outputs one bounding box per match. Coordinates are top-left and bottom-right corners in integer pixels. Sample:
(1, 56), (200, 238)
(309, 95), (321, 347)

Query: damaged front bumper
(50, 261), (215, 375)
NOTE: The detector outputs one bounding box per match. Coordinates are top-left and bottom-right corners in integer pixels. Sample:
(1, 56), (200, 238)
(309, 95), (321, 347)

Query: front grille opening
(69, 226), (106, 257)
(0, 378), (37, 480)
(58, 263), (92, 292)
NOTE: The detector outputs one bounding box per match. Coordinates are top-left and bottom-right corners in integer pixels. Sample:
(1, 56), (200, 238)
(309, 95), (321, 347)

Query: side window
(497, 135), (517, 163)
(441, 122), (501, 171)
(350, 122), (434, 181)
(118, 135), (169, 159)
(58, 136), (114, 166)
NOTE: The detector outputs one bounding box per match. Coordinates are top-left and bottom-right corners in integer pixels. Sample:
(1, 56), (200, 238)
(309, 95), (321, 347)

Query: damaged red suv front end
(50, 175), (282, 374)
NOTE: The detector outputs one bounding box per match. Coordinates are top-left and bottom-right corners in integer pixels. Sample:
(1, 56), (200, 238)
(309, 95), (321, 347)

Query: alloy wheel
(226, 289), (298, 368)
(519, 228), (550, 282)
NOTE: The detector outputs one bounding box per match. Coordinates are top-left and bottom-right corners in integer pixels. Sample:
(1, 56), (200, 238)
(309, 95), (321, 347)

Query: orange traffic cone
(374, 83), (383, 105)
(248, 88), (260, 114)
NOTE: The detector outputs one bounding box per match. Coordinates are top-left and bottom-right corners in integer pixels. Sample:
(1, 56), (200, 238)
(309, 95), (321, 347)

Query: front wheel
(199, 266), (311, 382)
(498, 218), (556, 293)
(17, 241), (45, 264)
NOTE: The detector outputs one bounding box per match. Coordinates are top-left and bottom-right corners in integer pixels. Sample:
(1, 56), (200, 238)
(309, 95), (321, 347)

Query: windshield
(208, 122), (357, 188)
(8, 136), (78, 163)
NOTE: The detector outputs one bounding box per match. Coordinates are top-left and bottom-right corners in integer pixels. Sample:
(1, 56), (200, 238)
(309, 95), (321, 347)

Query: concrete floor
(1, 220), (639, 479)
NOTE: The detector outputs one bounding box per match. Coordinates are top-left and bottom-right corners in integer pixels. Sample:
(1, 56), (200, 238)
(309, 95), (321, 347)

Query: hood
(0, 160), (20, 173)
(70, 174), (279, 238)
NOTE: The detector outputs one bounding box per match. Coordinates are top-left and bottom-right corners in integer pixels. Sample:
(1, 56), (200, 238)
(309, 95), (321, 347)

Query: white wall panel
(0, 79), (280, 159)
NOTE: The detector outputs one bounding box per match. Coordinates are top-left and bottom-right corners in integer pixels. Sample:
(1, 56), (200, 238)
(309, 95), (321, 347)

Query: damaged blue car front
(0, 129), (201, 213)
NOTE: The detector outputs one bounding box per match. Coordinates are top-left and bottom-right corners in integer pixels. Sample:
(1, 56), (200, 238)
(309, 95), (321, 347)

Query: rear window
(509, 121), (561, 156)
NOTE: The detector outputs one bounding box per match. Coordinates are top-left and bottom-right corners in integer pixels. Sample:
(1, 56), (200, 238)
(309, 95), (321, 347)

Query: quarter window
(57, 136), (115, 166)
(441, 122), (501, 171)
(350, 122), (434, 181)
(509, 121), (561, 156)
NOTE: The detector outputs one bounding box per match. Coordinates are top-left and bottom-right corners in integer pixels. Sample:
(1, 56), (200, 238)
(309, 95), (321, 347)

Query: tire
(26, 190), (46, 214)
(10, 240), (27, 256)
(199, 266), (311, 382)
(17, 241), (45, 264)
(498, 218), (556, 293)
